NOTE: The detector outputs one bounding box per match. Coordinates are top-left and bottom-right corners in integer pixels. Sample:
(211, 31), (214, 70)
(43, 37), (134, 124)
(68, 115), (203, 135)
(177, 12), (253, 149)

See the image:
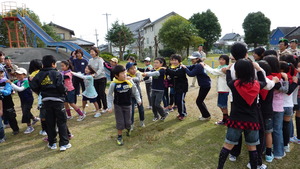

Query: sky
(5, 0), (300, 45)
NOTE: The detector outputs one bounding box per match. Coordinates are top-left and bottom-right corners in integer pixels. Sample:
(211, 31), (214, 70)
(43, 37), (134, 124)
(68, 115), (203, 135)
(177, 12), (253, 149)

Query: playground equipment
(1, 1), (91, 59)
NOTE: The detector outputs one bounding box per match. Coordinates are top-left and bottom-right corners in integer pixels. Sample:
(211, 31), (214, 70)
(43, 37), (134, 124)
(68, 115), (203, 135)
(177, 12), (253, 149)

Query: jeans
(196, 87), (211, 118)
(272, 111), (284, 157)
(0, 116), (5, 139)
(131, 97), (145, 124)
(151, 90), (166, 118)
(145, 82), (152, 107)
(94, 78), (107, 110)
(225, 127), (260, 146)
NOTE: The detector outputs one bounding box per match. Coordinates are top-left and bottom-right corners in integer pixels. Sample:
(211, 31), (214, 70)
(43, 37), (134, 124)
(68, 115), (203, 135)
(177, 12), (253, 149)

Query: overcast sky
(7, 0), (300, 45)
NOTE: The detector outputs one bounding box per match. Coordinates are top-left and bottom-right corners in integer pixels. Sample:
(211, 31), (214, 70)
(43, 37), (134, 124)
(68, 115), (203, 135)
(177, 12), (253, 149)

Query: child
(126, 62), (145, 129)
(8, 67), (39, 134)
(0, 67), (19, 135)
(142, 57), (169, 121)
(107, 65), (141, 146)
(166, 54), (188, 120)
(0, 99), (5, 143)
(72, 49), (88, 99)
(30, 55), (71, 151)
(61, 60), (86, 121)
(71, 65), (100, 117)
(217, 59), (266, 169)
(201, 55), (230, 125)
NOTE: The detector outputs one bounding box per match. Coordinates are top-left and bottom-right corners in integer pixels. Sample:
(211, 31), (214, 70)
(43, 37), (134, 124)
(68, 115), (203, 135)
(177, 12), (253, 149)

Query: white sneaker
(246, 163), (268, 169)
(77, 114), (86, 121)
(102, 109), (108, 114)
(199, 116), (211, 121)
(130, 124), (134, 131)
(32, 117), (40, 125)
(85, 104), (89, 107)
(94, 112), (101, 118)
(274, 152), (286, 160)
(39, 130), (47, 136)
(229, 154), (236, 162)
(48, 143), (57, 150)
(284, 144), (290, 153)
(140, 121), (145, 127)
(24, 126), (34, 134)
(67, 116), (73, 120)
(60, 143), (72, 151)
(0, 137), (6, 143)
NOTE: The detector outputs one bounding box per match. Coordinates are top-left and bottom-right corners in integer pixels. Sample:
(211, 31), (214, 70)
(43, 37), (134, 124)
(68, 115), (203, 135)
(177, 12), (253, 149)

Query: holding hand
(281, 73), (288, 81)
(181, 65), (187, 69)
(6, 80), (12, 84)
(199, 62), (205, 67)
(272, 76), (280, 83)
(142, 73), (147, 77)
(293, 76), (298, 83)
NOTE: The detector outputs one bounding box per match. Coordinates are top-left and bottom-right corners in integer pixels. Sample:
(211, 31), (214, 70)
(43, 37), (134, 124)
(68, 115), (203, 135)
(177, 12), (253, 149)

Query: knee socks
(283, 121), (290, 146)
(217, 147), (230, 169)
(296, 117), (300, 139)
(75, 109), (84, 116)
(249, 150), (258, 169)
(66, 109), (71, 117)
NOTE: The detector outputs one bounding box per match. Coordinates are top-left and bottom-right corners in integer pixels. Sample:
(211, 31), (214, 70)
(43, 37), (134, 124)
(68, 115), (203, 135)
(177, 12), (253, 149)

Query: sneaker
(130, 124), (134, 131)
(199, 116), (211, 121)
(94, 112), (101, 118)
(215, 120), (225, 125)
(48, 143), (57, 150)
(274, 152), (286, 160)
(67, 116), (73, 120)
(68, 134), (74, 140)
(229, 154), (236, 162)
(126, 129), (131, 137)
(77, 114), (86, 121)
(24, 126), (34, 134)
(140, 121), (145, 127)
(284, 144), (290, 153)
(102, 109), (108, 114)
(160, 114), (168, 121)
(246, 163), (268, 169)
(265, 153), (274, 163)
(83, 111), (87, 115)
(60, 143), (72, 151)
(290, 136), (300, 144)
(147, 106), (152, 109)
(178, 116), (185, 121)
(0, 137), (5, 143)
(39, 130), (47, 136)
(117, 137), (124, 146)
(153, 117), (159, 121)
(12, 130), (19, 135)
(32, 117), (40, 125)
(43, 137), (48, 142)
(85, 103), (89, 107)
(169, 108), (174, 112)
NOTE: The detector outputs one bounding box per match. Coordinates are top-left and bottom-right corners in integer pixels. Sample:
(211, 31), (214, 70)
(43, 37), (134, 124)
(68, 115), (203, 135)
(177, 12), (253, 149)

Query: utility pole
(95, 29), (99, 48)
(103, 13), (111, 52)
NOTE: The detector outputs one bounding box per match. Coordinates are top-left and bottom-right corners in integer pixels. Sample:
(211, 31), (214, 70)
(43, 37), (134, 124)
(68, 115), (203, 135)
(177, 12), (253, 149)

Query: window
(57, 33), (65, 40)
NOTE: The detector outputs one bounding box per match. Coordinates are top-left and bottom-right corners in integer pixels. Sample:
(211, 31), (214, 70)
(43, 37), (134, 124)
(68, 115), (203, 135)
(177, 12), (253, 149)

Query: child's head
(278, 39), (289, 51)
(29, 59), (42, 74)
(110, 58), (118, 67)
(144, 57), (151, 66)
(282, 54), (298, 67)
(253, 47), (265, 61)
(126, 62), (136, 75)
(15, 68), (27, 81)
(263, 50), (278, 57)
(90, 47), (99, 57)
(61, 60), (74, 71)
(230, 42), (248, 61)
(257, 60), (271, 76)
(75, 49), (83, 59)
(127, 56), (136, 63)
(0, 67), (5, 79)
(234, 58), (255, 86)
(219, 55), (229, 65)
(170, 54), (182, 66)
(85, 65), (96, 75)
(153, 57), (166, 69)
(188, 52), (202, 64)
(263, 55), (280, 73)
(113, 65), (126, 81)
(42, 55), (56, 68)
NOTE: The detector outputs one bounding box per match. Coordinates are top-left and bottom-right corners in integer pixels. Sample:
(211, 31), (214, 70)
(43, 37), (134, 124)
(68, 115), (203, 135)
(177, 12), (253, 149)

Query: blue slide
(17, 15), (91, 59)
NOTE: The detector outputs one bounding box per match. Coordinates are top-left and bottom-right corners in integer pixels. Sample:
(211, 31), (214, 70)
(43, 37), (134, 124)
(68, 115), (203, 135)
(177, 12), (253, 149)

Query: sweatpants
(94, 78), (107, 110)
(175, 92), (187, 117)
(21, 101), (34, 124)
(44, 101), (69, 147)
(151, 90), (166, 118)
(196, 87), (211, 118)
(3, 108), (19, 132)
(114, 104), (131, 130)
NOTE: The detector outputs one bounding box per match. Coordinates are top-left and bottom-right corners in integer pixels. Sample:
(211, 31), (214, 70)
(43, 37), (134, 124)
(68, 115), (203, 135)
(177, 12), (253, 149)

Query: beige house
(49, 22), (75, 40)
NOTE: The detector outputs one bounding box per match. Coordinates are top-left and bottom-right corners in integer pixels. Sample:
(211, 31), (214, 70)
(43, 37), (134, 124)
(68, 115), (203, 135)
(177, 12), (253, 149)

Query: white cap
(15, 67), (27, 75)
(144, 57), (151, 61)
(188, 52), (201, 59)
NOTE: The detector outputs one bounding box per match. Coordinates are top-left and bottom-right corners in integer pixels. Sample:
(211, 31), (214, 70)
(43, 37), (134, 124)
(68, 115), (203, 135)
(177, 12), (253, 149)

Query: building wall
(52, 27), (72, 40)
(270, 29), (284, 45)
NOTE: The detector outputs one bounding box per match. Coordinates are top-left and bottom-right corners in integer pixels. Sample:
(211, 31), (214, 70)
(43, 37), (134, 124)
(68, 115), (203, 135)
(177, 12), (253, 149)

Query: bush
(124, 53), (138, 61)
(158, 48), (176, 57)
(100, 52), (114, 61)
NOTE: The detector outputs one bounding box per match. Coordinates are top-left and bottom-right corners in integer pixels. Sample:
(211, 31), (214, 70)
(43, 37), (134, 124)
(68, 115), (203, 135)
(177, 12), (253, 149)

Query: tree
(136, 31), (145, 60)
(242, 12), (271, 47)
(105, 21), (135, 60)
(158, 15), (200, 57)
(190, 9), (221, 52)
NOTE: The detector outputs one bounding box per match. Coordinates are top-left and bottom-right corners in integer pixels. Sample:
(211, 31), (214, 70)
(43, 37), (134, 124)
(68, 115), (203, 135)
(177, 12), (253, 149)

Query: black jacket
(166, 65), (188, 93)
(29, 67), (66, 101)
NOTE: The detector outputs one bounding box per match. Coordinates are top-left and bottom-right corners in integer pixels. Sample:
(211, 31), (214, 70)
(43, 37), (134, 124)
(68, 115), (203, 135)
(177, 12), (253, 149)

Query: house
(143, 11), (178, 57)
(285, 26), (300, 42)
(63, 38), (95, 50)
(220, 33), (242, 42)
(269, 27), (296, 45)
(49, 22), (75, 40)
(214, 33), (244, 53)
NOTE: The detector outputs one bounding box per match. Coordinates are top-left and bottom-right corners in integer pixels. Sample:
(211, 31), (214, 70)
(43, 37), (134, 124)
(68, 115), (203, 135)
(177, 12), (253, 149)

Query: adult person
(289, 39), (300, 57)
(190, 44), (206, 87)
(277, 38), (292, 58)
(72, 49), (88, 102)
(0, 52), (8, 79)
(4, 56), (18, 81)
(88, 47), (108, 114)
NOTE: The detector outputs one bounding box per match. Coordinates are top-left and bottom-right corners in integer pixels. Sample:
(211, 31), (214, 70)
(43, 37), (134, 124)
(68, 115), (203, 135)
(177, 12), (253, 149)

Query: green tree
(105, 21), (135, 60)
(158, 15), (200, 57)
(242, 12), (271, 47)
(189, 9), (221, 52)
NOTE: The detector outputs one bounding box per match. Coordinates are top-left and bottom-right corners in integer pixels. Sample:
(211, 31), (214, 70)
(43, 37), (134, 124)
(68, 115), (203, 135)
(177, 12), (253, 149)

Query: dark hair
(86, 65), (96, 74)
(231, 43), (247, 61)
(283, 54), (298, 68)
(127, 56), (136, 63)
(112, 65), (126, 77)
(263, 55), (280, 73)
(154, 57), (167, 67)
(170, 54), (182, 63)
(28, 59), (42, 74)
(263, 50), (278, 57)
(279, 40), (289, 47)
(70, 51), (76, 56)
(75, 49), (83, 56)
(42, 55), (56, 68)
(90, 47), (99, 56)
(234, 58), (255, 86)
(253, 47), (265, 60)
(219, 55), (229, 65)
(0, 51), (4, 56)
(257, 60), (271, 76)
(61, 60), (74, 71)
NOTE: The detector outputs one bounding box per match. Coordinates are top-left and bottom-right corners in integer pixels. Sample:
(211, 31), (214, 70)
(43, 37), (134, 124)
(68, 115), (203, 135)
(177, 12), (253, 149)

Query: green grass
(1, 72), (300, 169)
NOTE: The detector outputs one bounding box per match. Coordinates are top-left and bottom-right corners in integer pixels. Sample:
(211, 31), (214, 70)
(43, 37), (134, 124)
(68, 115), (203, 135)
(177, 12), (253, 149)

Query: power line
(103, 13), (111, 52)
(95, 29), (99, 47)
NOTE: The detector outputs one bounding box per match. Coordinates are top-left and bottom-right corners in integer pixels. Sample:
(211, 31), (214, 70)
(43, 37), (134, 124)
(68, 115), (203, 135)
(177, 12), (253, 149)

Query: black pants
(196, 87), (211, 118)
(44, 101), (69, 146)
(73, 76), (85, 103)
(94, 78), (107, 110)
(3, 108), (19, 132)
(175, 92), (187, 117)
(21, 101), (34, 124)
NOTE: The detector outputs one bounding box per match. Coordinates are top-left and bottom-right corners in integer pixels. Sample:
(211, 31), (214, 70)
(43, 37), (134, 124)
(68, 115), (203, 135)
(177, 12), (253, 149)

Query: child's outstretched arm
(142, 71), (160, 77)
(202, 63), (225, 76)
(71, 72), (87, 80)
(9, 81), (26, 92)
(107, 82), (115, 113)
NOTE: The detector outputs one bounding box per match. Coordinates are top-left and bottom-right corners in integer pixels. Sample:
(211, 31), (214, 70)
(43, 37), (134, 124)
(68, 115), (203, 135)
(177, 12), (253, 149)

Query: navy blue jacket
(185, 64), (211, 88)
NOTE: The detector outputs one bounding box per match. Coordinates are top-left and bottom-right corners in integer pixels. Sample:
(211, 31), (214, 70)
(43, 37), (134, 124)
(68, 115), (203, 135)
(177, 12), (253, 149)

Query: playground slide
(17, 15), (91, 59)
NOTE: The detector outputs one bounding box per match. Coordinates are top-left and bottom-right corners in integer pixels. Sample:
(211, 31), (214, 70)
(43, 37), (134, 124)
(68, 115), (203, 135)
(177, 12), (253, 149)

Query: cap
(4, 56), (10, 60)
(198, 44), (204, 47)
(278, 38), (289, 44)
(110, 57), (118, 63)
(15, 67), (27, 75)
(188, 52), (201, 59)
(126, 62), (135, 70)
(144, 57), (151, 62)
(290, 39), (298, 44)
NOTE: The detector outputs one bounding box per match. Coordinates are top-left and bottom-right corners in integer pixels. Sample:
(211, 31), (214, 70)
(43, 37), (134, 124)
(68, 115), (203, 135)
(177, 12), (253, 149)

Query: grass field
(1, 57), (300, 169)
